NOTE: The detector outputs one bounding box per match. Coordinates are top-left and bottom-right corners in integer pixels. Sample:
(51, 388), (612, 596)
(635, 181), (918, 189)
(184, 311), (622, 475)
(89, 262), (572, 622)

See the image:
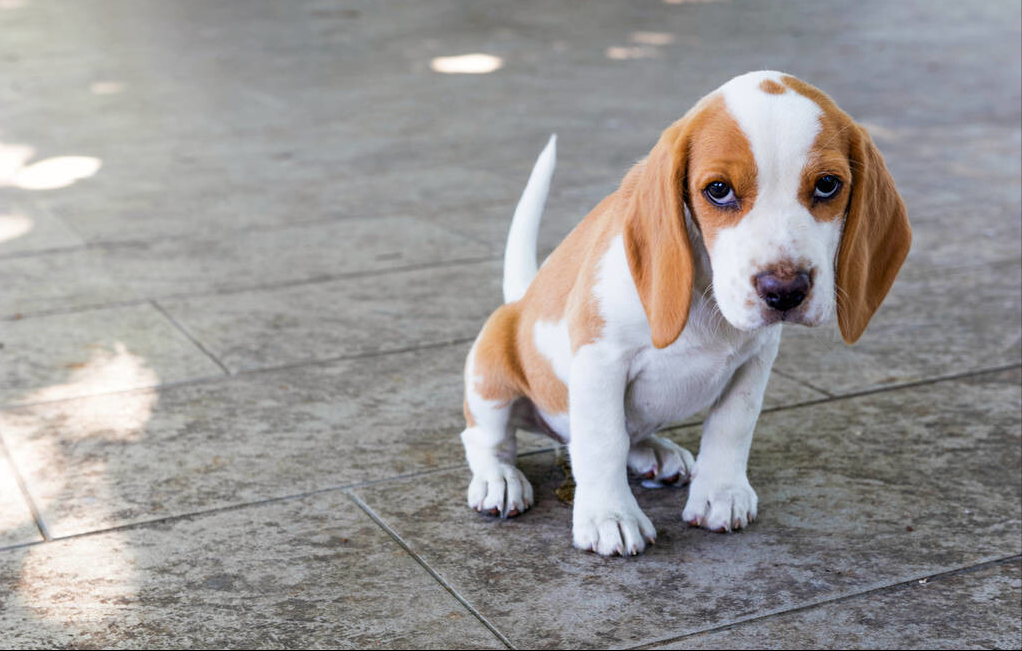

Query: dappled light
(19, 342), (159, 406)
(430, 53), (504, 74)
(1, 341), (158, 627)
(605, 46), (657, 61)
(11, 156), (102, 190)
(631, 31), (675, 46)
(89, 81), (124, 95)
(0, 141), (101, 190)
(0, 212), (33, 244)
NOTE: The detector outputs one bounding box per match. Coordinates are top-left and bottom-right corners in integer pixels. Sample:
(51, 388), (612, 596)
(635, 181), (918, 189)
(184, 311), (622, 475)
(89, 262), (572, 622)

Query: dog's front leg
(683, 329), (781, 532)
(569, 344), (655, 556)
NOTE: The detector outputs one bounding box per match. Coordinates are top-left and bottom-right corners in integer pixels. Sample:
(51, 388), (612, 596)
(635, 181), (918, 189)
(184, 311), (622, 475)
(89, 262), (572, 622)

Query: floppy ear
(835, 125), (912, 344)
(623, 120), (694, 349)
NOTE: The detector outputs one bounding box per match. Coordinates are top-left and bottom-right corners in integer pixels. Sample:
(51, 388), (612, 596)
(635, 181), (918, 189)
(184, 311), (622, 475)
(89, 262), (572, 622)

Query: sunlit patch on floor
(430, 53), (504, 74)
(0, 212), (33, 244)
(631, 31), (675, 46)
(605, 45), (658, 61)
(0, 142), (101, 190)
(89, 81), (125, 95)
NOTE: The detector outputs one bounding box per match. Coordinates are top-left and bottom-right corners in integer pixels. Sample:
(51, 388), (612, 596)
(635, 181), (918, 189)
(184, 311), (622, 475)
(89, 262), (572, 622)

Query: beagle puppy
(461, 71), (911, 556)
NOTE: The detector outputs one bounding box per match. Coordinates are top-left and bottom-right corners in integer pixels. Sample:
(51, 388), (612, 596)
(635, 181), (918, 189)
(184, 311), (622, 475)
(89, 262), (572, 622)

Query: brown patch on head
(781, 74), (911, 344)
(759, 79), (786, 95)
(780, 75), (854, 223)
(684, 94), (759, 249)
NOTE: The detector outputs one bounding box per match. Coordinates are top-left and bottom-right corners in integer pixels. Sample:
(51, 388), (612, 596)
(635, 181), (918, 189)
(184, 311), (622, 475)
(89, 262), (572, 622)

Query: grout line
(769, 368), (834, 398)
(0, 336), (479, 412)
(0, 432), (52, 541)
(0, 444), (565, 555)
(630, 554), (1022, 649)
(0, 253), (502, 322)
(345, 491), (517, 650)
(151, 300), (231, 376)
(658, 362), (1022, 437)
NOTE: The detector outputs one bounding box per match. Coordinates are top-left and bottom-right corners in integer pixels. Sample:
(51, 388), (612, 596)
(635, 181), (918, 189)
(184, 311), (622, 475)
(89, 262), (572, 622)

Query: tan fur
(759, 79), (786, 94)
(684, 95), (759, 249)
(782, 75), (912, 343)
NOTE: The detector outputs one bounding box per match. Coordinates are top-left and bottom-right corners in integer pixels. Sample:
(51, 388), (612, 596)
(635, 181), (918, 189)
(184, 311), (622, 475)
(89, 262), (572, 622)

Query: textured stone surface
(0, 216), (489, 317)
(0, 450), (41, 548)
(0, 304), (224, 406)
(0, 201), (83, 257)
(0, 0), (1018, 647)
(0, 492), (503, 649)
(656, 560), (1022, 650)
(354, 370), (1022, 648)
(159, 259), (504, 373)
(775, 261), (1022, 395)
(0, 343), (551, 538)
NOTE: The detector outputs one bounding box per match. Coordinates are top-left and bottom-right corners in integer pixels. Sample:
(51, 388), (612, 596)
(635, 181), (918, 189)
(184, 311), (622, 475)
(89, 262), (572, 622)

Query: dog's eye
(704, 181), (736, 207)
(814, 175), (842, 200)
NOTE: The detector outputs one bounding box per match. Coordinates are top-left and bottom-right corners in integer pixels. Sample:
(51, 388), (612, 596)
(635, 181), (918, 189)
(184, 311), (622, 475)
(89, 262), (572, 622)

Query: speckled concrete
(654, 560), (1022, 650)
(353, 370), (1021, 648)
(0, 491), (504, 649)
(1, 304), (224, 406)
(0, 0), (1019, 647)
(0, 450), (39, 548)
(0, 343), (554, 538)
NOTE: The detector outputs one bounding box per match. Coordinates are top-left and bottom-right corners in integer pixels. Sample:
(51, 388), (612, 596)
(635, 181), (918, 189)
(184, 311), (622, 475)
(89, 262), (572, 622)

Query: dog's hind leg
(461, 326), (534, 519)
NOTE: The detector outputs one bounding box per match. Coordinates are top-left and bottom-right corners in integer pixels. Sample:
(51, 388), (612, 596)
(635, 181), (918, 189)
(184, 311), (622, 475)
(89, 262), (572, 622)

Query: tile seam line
(0, 446), (560, 554)
(768, 368), (834, 398)
(0, 336), (480, 411)
(0, 208), (497, 261)
(658, 361), (1022, 436)
(0, 253), (503, 322)
(628, 554), (1022, 650)
(345, 491), (518, 650)
(150, 300), (231, 376)
(0, 432), (51, 541)
(2, 351), (1018, 423)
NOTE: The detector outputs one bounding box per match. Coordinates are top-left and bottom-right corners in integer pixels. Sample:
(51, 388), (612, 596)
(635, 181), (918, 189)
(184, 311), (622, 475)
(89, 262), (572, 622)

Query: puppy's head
(624, 71), (911, 348)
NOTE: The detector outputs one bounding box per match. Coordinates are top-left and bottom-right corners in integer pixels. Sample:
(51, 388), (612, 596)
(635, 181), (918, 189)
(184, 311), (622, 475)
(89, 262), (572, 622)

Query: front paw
(467, 464), (534, 518)
(628, 435), (695, 484)
(682, 474), (758, 532)
(572, 494), (656, 556)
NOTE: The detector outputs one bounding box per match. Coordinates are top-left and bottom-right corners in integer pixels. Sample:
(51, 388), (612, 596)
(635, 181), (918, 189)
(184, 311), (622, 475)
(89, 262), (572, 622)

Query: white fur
(712, 71), (843, 331)
(504, 134), (557, 303)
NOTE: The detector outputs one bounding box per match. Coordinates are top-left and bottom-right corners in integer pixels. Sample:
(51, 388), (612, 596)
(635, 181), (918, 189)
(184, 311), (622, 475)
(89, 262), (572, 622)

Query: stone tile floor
(1, 0), (1019, 648)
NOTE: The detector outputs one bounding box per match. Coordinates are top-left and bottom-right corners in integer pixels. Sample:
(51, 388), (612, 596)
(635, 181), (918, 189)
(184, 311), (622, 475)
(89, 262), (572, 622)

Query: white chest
(622, 304), (773, 438)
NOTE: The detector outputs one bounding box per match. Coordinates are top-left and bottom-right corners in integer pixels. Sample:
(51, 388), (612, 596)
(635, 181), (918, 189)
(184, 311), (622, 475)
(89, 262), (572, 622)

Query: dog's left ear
(622, 119), (695, 349)
(835, 125), (912, 344)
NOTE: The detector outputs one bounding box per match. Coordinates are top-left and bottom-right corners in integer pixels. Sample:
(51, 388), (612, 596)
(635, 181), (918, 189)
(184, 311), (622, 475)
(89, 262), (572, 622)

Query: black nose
(755, 270), (811, 312)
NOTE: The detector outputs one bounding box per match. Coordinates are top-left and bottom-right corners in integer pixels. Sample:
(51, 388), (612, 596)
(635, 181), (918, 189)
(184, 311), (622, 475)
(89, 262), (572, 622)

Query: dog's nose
(755, 269), (811, 312)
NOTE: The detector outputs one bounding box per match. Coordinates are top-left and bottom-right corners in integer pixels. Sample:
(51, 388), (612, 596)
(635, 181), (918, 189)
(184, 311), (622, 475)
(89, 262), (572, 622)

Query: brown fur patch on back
(466, 196), (620, 419)
(759, 78), (786, 94)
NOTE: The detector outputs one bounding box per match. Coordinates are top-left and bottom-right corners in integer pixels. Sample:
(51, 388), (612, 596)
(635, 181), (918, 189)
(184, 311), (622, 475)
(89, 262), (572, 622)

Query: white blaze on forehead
(718, 71), (823, 199)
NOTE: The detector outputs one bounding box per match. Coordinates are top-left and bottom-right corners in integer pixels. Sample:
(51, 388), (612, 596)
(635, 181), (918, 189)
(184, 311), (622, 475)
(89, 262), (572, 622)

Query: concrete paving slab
(0, 304), (224, 407)
(0, 343), (552, 538)
(0, 491), (504, 649)
(0, 215), (489, 317)
(653, 560), (1022, 650)
(774, 261), (1022, 396)
(159, 259), (504, 373)
(0, 451), (41, 548)
(0, 200), (83, 257)
(352, 369), (1021, 649)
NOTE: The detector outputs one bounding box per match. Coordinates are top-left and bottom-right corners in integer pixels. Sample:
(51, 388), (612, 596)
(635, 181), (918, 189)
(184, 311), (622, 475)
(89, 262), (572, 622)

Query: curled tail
(503, 134), (557, 303)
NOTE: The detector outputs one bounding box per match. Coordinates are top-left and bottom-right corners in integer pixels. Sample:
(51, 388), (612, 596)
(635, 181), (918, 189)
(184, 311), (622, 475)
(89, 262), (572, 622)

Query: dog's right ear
(623, 119), (694, 349)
